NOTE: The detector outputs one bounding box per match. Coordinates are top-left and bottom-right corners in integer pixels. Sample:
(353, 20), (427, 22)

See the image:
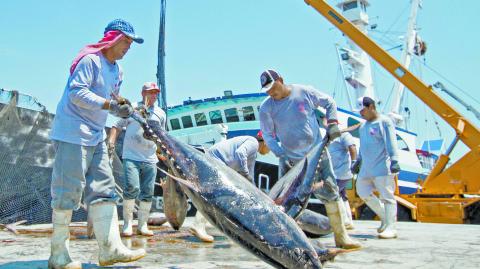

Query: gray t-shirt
(358, 114), (399, 179)
(207, 136), (259, 178)
(114, 102), (166, 164)
(328, 132), (355, 180)
(259, 84), (337, 161)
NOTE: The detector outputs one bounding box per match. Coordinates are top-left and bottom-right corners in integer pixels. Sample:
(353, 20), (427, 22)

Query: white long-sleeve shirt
(50, 52), (122, 146)
(358, 114), (399, 178)
(207, 136), (259, 178)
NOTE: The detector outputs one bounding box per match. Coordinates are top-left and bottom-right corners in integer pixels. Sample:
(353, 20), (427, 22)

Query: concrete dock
(1, 218), (479, 269)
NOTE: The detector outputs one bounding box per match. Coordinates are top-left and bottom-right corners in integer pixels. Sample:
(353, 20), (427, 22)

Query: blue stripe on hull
(399, 186), (415, 194)
(228, 129), (259, 139)
(398, 170), (427, 194)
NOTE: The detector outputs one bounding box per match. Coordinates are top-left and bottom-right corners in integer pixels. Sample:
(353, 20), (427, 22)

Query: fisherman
(189, 133), (270, 242)
(316, 114), (358, 229)
(327, 127), (358, 229)
(48, 19), (146, 268)
(259, 69), (361, 249)
(108, 82), (166, 237)
(351, 96), (400, 239)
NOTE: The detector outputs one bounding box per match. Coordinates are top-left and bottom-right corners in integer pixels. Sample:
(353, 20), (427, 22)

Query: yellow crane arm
(304, 0), (480, 149)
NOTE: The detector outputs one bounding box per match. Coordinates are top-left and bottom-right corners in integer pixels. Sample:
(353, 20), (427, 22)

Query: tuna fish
(131, 112), (323, 269)
(162, 175), (188, 230)
(268, 136), (329, 219)
(296, 209), (331, 236)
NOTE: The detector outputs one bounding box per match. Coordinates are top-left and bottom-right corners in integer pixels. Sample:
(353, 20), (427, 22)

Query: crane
(304, 0), (480, 223)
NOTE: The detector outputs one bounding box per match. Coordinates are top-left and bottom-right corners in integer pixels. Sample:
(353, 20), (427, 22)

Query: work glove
(143, 128), (154, 140)
(109, 99), (133, 118)
(107, 142), (115, 159)
(327, 123), (341, 140)
(283, 159), (294, 170)
(390, 160), (400, 174)
(350, 159), (361, 174)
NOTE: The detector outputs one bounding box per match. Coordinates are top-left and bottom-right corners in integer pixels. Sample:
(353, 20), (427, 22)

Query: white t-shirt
(114, 102), (166, 163)
(328, 132), (355, 180)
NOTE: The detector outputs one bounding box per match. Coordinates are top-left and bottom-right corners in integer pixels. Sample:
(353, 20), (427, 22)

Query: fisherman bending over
(48, 19), (146, 268)
(259, 69), (361, 249)
(190, 133), (270, 242)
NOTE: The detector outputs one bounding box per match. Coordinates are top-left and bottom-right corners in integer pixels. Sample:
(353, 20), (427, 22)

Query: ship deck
(1, 218), (479, 269)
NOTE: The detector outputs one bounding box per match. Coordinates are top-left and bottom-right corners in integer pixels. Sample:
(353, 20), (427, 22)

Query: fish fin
(156, 166), (199, 192)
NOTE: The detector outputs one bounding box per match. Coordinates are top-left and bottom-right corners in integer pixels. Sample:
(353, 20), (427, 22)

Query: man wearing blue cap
(258, 69), (361, 249)
(48, 19), (145, 268)
(352, 96), (400, 239)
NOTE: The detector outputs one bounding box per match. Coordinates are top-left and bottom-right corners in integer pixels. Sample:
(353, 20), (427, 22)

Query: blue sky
(1, 0), (479, 159)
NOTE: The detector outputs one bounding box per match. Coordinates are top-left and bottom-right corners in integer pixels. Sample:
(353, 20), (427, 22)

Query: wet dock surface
(1, 218), (479, 269)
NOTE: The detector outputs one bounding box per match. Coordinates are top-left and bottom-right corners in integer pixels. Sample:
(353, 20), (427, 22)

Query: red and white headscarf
(69, 30), (124, 75)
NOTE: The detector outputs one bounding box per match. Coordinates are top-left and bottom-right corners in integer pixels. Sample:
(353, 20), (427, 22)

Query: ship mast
(388, 0), (423, 127)
(336, 0), (376, 111)
(157, 0), (168, 112)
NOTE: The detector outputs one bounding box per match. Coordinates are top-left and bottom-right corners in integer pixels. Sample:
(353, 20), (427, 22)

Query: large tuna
(268, 136), (329, 219)
(162, 175), (188, 230)
(132, 112), (322, 269)
(267, 136), (333, 237)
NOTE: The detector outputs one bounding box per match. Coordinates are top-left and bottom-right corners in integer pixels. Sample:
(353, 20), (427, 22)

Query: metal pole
(157, 0), (168, 113)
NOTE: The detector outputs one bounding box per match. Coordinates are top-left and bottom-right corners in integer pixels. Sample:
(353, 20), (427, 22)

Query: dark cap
(260, 69), (281, 92)
(357, 96), (376, 109)
(104, 19), (144, 44)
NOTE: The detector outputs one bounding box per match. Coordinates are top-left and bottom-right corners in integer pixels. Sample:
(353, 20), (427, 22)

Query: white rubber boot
(379, 203), (398, 239)
(90, 202), (146, 266)
(325, 200), (362, 249)
(121, 199), (135, 237)
(343, 200), (355, 230)
(363, 195), (386, 233)
(189, 212), (214, 243)
(48, 209), (82, 269)
(137, 201), (154, 236)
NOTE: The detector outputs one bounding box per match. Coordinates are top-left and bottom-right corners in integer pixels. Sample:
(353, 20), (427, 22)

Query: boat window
(347, 117), (361, 138)
(225, 108), (239, 122)
(181, 115), (193, 129)
(194, 112), (208, 126)
(170, 118), (181, 130)
(209, 110), (223, 124)
(397, 134), (409, 151)
(343, 1), (358, 11)
(242, 106), (255, 121)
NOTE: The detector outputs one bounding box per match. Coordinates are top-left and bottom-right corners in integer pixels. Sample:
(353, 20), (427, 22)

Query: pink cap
(142, 82), (160, 93)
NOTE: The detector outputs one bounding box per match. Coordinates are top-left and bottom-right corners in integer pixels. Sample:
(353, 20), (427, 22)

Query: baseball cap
(357, 96), (376, 109)
(105, 19), (144, 44)
(142, 82), (160, 93)
(256, 130), (264, 141)
(260, 69), (281, 92)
